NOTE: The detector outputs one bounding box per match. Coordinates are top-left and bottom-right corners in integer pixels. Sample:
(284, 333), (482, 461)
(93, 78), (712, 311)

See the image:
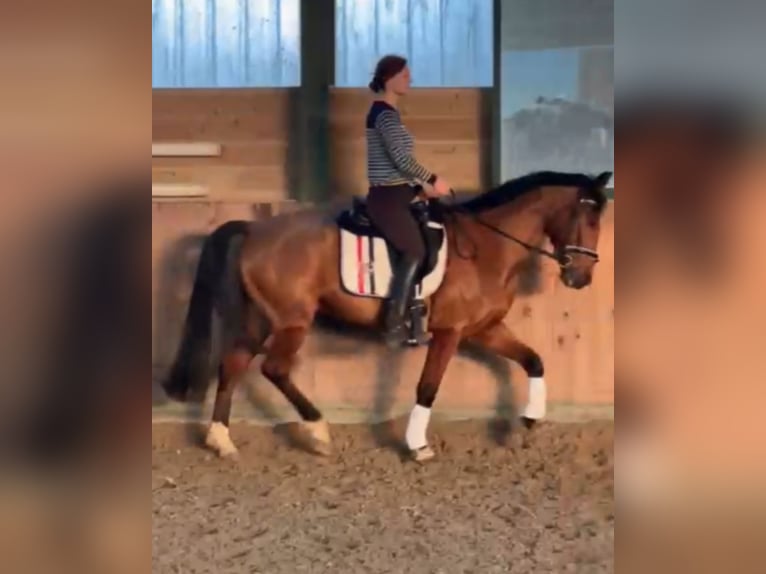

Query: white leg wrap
(206, 422), (238, 457)
(523, 377), (547, 419)
(405, 404), (431, 450)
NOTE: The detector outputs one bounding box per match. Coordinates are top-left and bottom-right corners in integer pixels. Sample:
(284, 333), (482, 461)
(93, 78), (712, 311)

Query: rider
(365, 54), (452, 347)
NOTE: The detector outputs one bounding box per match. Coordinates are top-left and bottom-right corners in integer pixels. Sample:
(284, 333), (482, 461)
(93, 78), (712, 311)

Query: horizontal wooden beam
(152, 142), (222, 157)
(151, 183), (209, 198)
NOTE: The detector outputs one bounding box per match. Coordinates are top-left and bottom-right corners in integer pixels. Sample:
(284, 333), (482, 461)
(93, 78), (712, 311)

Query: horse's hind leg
(205, 343), (254, 458)
(261, 326), (330, 455)
(206, 308), (268, 458)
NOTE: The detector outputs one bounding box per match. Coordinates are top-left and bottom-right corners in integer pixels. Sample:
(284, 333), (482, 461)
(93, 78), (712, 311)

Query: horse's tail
(161, 220), (250, 403)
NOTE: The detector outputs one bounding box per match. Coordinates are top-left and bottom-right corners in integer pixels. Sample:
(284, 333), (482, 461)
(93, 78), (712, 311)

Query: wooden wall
(152, 89), (292, 202)
(152, 88), (491, 201)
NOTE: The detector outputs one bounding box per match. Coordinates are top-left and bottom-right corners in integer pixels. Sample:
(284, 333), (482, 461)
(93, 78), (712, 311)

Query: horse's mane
(455, 171), (609, 214)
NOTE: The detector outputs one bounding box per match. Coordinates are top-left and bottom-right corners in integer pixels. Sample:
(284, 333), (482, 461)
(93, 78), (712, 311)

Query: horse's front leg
(469, 322), (547, 424)
(405, 328), (461, 462)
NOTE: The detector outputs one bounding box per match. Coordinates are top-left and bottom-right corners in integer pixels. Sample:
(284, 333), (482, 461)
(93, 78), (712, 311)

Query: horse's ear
(594, 171), (613, 188)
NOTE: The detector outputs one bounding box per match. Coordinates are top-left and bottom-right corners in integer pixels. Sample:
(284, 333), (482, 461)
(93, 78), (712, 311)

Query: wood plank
(153, 107), (292, 124)
(152, 189), (288, 203)
(152, 142), (222, 157)
(152, 165), (287, 195)
(152, 141), (288, 167)
(153, 114), (289, 142)
(152, 89), (293, 118)
(152, 183), (209, 198)
(329, 88), (487, 118)
(330, 116), (483, 142)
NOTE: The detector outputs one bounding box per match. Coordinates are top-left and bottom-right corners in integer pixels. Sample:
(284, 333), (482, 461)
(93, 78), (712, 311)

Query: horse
(162, 170), (612, 461)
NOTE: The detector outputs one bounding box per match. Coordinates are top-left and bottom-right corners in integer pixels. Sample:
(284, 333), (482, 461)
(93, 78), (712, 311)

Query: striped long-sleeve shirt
(366, 101), (436, 187)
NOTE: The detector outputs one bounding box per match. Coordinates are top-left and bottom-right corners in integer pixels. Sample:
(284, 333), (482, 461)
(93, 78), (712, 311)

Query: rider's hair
(369, 55), (408, 93)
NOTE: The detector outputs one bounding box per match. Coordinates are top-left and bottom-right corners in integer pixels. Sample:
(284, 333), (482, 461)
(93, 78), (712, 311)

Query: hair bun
(368, 76), (382, 93)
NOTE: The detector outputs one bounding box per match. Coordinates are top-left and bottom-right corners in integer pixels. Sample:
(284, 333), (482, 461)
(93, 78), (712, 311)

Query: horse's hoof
(303, 420), (332, 456)
(410, 445), (435, 463)
(205, 422), (240, 459)
(308, 439), (333, 457)
(521, 416), (538, 430)
(206, 439), (240, 459)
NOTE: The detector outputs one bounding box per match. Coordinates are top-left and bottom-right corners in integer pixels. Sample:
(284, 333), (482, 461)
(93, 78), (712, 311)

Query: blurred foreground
(0, 2), (148, 573)
(615, 1), (766, 570)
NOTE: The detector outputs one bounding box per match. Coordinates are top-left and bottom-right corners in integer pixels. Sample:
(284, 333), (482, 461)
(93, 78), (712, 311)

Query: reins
(442, 189), (599, 268)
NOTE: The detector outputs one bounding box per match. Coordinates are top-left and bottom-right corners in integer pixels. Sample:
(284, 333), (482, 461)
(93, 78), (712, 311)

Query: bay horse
(163, 170), (612, 461)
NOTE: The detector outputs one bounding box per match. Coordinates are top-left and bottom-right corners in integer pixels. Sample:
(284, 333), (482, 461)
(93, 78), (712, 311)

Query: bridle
(445, 190), (600, 268)
(554, 197), (601, 268)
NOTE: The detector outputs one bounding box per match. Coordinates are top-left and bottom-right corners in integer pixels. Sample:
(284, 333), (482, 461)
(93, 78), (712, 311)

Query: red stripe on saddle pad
(356, 235), (365, 293)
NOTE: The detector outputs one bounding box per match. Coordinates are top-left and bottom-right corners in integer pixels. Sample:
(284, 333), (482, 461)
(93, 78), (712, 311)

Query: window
(335, 0), (493, 88)
(152, 0), (301, 88)
(500, 0), (613, 186)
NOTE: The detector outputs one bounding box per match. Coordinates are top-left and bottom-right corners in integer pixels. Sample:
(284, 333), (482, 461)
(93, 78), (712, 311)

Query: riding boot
(406, 300), (432, 346)
(383, 255), (421, 348)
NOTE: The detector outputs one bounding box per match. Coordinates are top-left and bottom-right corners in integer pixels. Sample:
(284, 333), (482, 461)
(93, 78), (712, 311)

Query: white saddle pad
(338, 223), (448, 300)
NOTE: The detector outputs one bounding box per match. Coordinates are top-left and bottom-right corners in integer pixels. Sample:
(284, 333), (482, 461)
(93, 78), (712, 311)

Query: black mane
(457, 171), (609, 214)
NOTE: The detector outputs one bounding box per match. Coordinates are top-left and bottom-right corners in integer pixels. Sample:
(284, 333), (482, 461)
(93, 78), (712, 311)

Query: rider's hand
(430, 176), (452, 198)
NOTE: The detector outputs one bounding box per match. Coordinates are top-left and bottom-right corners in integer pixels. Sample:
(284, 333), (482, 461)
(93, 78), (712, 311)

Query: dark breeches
(366, 184), (426, 261)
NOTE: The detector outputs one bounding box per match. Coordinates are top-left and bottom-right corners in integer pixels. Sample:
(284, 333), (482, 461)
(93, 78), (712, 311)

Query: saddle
(335, 196), (449, 346)
(336, 196), (445, 280)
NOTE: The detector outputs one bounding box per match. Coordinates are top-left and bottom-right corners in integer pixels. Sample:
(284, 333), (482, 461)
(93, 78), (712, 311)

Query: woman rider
(365, 54), (452, 348)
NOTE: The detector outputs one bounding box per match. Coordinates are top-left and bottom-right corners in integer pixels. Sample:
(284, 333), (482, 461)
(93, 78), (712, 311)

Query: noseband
(449, 192), (600, 268)
(556, 198), (600, 267)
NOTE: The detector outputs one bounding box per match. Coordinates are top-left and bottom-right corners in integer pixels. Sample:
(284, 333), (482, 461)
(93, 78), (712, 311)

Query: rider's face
(387, 66), (411, 95)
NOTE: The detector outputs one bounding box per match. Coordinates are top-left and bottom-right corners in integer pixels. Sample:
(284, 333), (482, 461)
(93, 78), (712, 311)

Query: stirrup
(406, 331), (431, 347)
(406, 300), (431, 346)
(383, 323), (409, 348)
